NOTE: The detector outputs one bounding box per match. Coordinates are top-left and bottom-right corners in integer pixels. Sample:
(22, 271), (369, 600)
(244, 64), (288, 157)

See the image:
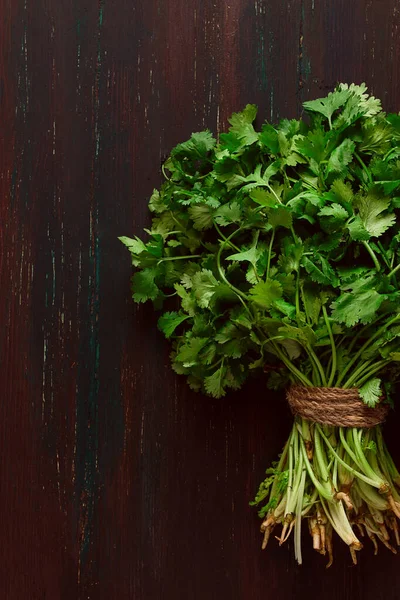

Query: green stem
(266, 183), (282, 205)
(294, 467), (306, 565)
(271, 341), (313, 386)
(336, 314), (400, 386)
(354, 151), (373, 184)
(213, 222), (241, 251)
(388, 262), (400, 280)
(351, 428), (387, 488)
(266, 230), (275, 281)
(285, 427), (295, 518)
(295, 271), (301, 321)
(314, 426), (330, 488)
(377, 241), (391, 269)
(299, 435), (333, 500)
(322, 305), (337, 387)
(286, 434), (304, 516)
(339, 428), (364, 471)
(351, 360), (391, 388)
(307, 346), (327, 387)
(362, 241), (381, 272)
(319, 426), (382, 488)
(341, 359), (373, 389)
(158, 254), (202, 263)
(216, 229), (249, 301)
(162, 163), (171, 180)
(346, 313), (389, 355)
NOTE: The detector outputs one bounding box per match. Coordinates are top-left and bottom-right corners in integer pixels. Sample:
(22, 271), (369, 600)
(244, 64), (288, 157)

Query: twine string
(286, 386), (389, 428)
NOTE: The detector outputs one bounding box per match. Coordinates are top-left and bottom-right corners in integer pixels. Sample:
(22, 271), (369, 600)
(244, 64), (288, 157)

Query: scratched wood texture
(2, 0), (400, 598)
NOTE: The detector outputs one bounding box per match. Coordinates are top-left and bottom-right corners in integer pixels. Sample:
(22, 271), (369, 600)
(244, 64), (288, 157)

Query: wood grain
(2, 0), (400, 598)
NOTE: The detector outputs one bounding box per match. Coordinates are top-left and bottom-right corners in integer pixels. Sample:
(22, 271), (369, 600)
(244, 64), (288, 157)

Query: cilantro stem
(270, 341), (313, 386)
(169, 211), (186, 230)
(158, 254), (202, 263)
(213, 222), (241, 252)
(266, 183), (282, 205)
(294, 466), (306, 565)
(377, 241), (391, 270)
(336, 314), (400, 386)
(314, 426), (330, 487)
(162, 164), (171, 180)
(354, 152), (373, 184)
(346, 313), (389, 355)
(351, 428), (387, 488)
(341, 359), (373, 389)
(387, 262), (400, 280)
(285, 428), (295, 521)
(318, 426), (381, 488)
(295, 271), (301, 321)
(362, 241), (381, 272)
(340, 428), (364, 471)
(266, 230), (275, 281)
(216, 228), (249, 301)
(299, 435), (332, 500)
(322, 306), (337, 387)
(307, 346), (327, 387)
(351, 360), (391, 388)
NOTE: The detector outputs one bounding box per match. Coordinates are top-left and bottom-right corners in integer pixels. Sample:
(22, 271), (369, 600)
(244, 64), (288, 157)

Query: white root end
(326, 525), (333, 568)
(350, 545), (358, 565)
(262, 525), (274, 550)
(335, 491), (354, 511)
(388, 495), (400, 519)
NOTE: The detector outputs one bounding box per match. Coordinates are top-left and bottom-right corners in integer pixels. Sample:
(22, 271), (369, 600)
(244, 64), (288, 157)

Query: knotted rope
(287, 386), (389, 428)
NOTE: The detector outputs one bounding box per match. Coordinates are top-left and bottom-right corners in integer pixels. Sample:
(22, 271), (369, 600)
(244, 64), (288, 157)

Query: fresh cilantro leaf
(188, 204), (215, 230)
(347, 216), (370, 241)
(259, 123), (279, 154)
(303, 87), (351, 126)
(249, 188), (279, 207)
(228, 104), (259, 145)
(294, 127), (326, 162)
(149, 189), (168, 213)
(355, 188), (396, 237)
(358, 378), (382, 407)
(204, 365), (228, 398)
(325, 139), (355, 179)
(268, 206), (293, 229)
(214, 202), (242, 225)
(318, 203), (349, 220)
(132, 268), (160, 303)
(249, 279), (283, 308)
(119, 236), (147, 254)
(218, 132), (243, 153)
(227, 234), (261, 265)
(158, 311), (190, 338)
(331, 288), (385, 326)
(176, 336), (210, 366)
(301, 256), (338, 287)
(172, 130), (216, 159)
(191, 269), (220, 308)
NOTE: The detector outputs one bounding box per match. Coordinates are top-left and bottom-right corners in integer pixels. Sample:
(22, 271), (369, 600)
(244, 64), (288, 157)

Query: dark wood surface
(2, 1), (400, 598)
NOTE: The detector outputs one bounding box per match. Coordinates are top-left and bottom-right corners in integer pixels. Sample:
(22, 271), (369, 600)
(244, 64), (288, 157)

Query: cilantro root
(120, 83), (400, 565)
(253, 417), (400, 565)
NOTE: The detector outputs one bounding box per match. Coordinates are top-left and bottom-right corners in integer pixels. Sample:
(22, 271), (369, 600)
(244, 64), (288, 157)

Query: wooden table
(1, 1), (400, 598)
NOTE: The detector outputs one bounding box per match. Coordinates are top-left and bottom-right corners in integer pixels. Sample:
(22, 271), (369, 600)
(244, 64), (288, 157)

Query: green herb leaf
(358, 378), (382, 408)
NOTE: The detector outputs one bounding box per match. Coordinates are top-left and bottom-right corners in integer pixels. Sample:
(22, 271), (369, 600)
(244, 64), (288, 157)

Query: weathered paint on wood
(1, 1), (400, 598)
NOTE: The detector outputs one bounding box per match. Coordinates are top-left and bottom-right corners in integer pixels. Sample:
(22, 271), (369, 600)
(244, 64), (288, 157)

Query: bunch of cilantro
(120, 83), (400, 565)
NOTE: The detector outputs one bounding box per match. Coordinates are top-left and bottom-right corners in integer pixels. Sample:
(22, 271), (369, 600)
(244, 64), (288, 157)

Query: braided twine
(287, 386), (389, 428)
